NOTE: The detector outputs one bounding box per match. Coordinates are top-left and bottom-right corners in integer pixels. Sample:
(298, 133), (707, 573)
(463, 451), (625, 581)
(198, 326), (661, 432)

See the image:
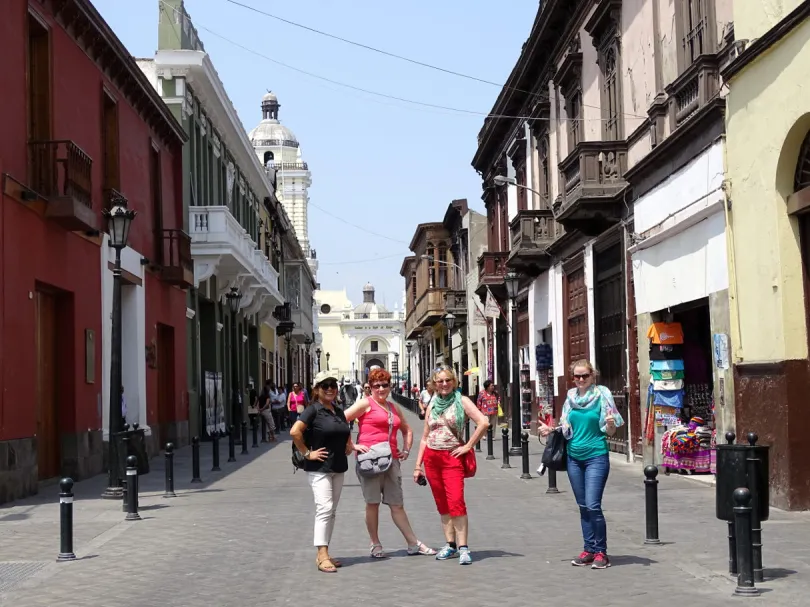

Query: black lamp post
(405, 342), (413, 398)
(304, 336), (313, 388)
(326, 352), (331, 371)
(444, 312), (456, 373)
(416, 333), (424, 387)
(285, 334), (293, 392)
(393, 352), (400, 393)
(504, 270), (522, 455)
(101, 195), (136, 499)
(226, 287), (243, 433)
(315, 347), (321, 372)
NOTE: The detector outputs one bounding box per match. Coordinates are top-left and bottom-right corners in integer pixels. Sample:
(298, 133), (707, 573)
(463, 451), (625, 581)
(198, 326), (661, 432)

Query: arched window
(263, 151), (274, 166)
(796, 131), (810, 191)
(791, 130), (810, 349)
(601, 46), (621, 140)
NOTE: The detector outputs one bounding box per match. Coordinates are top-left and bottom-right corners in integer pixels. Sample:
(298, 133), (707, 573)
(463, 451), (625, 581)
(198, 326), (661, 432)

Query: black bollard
(228, 425), (236, 462)
(191, 436), (202, 483)
(547, 467), (560, 494)
(725, 430), (738, 575)
(261, 415), (268, 443)
(252, 417), (259, 448)
(476, 436), (481, 452)
(241, 421), (249, 455)
(746, 432), (764, 583)
(644, 465), (660, 544)
(501, 427), (511, 469)
(164, 443), (176, 498)
(133, 423), (139, 431)
(211, 432), (221, 472)
(120, 436), (130, 512)
(57, 477), (76, 561)
(733, 487), (759, 596)
(520, 432), (532, 479)
(125, 456), (141, 521)
(486, 425), (495, 460)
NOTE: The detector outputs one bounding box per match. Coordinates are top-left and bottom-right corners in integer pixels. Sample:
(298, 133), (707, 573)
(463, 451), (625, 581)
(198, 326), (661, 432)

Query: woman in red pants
(413, 365), (489, 565)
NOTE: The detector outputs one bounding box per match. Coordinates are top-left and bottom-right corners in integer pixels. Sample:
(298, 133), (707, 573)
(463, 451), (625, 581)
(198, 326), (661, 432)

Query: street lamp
(304, 336), (313, 389)
(315, 347), (321, 371)
(504, 270), (522, 455)
(444, 312), (456, 373)
(101, 196), (136, 499)
(326, 351), (331, 371)
(416, 333), (425, 387)
(226, 287), (243, 432)
(493, 175), (547, 211)
(405, 341), (413, 398)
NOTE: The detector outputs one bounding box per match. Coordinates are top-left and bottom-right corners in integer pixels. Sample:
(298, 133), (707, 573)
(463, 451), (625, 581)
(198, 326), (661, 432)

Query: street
(1, 409), (808, 606)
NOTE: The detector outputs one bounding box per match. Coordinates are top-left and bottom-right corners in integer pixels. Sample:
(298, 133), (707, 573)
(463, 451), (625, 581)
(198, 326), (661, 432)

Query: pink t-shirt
(289, 391), (305, 411)
(357, 399), (401, 458)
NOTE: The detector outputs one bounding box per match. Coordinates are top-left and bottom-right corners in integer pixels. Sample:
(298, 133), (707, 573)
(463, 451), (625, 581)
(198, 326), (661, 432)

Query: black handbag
(540, 428), (567, 472)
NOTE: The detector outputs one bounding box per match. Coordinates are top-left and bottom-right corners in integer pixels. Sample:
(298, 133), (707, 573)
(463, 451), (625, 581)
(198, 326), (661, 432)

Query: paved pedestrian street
(1, 409), (809, 606)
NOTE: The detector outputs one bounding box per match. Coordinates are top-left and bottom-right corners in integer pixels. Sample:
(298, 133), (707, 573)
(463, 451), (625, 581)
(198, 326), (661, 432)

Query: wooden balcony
(554, 141), (628, 235)
(28, 140), (97, 231)
(405, 289), (451, 338)
(507, 209), (557, 276)
(157, 229), (193, 288)
(444, 290), (467, 317)
(475, 251), (508, 298)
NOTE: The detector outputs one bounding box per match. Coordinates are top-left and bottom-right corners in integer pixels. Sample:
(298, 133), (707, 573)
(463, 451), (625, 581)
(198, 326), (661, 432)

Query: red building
(0, 0), (189, 504)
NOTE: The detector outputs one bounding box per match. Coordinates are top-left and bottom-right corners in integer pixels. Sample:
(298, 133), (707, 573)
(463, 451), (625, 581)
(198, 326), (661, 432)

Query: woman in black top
(291, 370), (355, 573)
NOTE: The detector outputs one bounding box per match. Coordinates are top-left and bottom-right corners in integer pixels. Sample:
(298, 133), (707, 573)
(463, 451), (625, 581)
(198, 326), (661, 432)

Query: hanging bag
(540, 428), (567, 472)
(355, 402), (395, 478)
(447, 414), (477, 479)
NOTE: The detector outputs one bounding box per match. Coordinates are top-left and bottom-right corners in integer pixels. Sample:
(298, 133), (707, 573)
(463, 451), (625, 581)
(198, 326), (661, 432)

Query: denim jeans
(566, 453), (610, 554)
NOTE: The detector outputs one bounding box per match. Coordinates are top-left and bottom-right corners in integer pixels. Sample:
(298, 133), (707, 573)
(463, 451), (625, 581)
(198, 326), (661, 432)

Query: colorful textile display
(661, 417), (712, 473)
(650, 359), (685, 372)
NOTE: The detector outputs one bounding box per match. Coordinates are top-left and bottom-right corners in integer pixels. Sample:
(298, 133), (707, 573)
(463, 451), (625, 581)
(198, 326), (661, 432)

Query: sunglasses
(371, 383), (389, 390)
(320, 381), (338, 390)
(435, 378), (454, 385)
(363, 386), (370, 390)
(573, 373), (591, 380)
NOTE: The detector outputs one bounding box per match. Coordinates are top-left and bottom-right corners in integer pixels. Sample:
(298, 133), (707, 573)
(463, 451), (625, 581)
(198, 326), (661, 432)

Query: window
(601, 47), (621, 140)
(515, 160), (527, 211)
(370, 340), (378, 352)
(260, 347), (268, 385)
(537, 133), (550, 208)
(426, 243), (436, 288)
(499, 189), (509, 251)
(320, 303), (331, 314)
(437, 245), (448, 288)
(567, 90), (582, 150)
(150, 143), (163, 262)
(27, 12), (51, 143)
(410, 271), (417, 308)
(680, 0), (709, 69)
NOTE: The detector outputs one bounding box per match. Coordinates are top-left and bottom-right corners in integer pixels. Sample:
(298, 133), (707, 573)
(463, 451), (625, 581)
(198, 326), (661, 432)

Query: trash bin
(715, 431), (769, 522)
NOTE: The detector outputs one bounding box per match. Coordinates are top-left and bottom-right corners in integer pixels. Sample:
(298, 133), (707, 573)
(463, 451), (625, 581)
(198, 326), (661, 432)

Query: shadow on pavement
(472, 549), (524, 561)
(765, 568), (797, 581)
(608, 554), (657, 567)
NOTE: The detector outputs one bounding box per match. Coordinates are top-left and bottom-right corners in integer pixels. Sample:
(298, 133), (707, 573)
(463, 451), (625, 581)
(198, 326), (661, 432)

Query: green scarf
(431, 390), (464, 435)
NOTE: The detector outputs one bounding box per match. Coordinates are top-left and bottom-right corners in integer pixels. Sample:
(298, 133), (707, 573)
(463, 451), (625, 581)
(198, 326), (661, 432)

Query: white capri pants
(307, 472), (345, 546)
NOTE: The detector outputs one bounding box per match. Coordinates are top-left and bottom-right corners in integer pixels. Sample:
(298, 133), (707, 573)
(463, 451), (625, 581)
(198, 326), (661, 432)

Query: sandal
(316, 555), (338, 573)
(407, 541), (437, 556)
(330, 557), (342, 568)
(369, 543), (386, 558)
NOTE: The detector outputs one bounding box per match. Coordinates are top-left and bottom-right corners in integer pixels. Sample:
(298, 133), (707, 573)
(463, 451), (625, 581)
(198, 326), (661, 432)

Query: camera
(416, 474), (427, 486)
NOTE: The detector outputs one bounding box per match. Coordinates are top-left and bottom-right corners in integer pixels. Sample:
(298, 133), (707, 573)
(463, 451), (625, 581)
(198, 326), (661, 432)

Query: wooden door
(35, 290), (59, 480)
(566, 266), (589, 367)
(626, 241), (642, 455)
(156, 324), (176, 446)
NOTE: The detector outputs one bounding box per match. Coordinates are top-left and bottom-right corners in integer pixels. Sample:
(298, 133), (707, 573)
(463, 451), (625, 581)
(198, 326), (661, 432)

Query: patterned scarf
(431, 390), (464, 435)
(569, 385), (601, 410)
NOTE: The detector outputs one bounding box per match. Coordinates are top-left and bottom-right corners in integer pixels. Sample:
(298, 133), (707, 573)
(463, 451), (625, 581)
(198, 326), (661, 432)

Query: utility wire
(320, 252), (408, 266)
(309, 201), (411, 245)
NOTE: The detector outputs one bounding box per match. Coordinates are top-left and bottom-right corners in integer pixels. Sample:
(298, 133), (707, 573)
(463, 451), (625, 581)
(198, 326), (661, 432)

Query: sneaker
(458, 547), (472, 565)
(592, 553), (611, 569)
(571, 551), (595, 566)
(435, 544), (458, 560)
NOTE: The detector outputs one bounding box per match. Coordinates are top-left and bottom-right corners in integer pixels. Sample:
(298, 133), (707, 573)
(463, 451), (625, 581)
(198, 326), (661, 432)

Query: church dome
(354, 283), (389, 315)
(249, 91), (299, 148)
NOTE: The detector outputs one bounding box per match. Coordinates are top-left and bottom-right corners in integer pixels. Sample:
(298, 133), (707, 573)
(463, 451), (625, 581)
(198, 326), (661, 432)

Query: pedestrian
(290, 370), (355, 574)
(258, 380), (276, 441)
(361, 382), (371, 400)
(247, 382), (259, 430)
(419, 381), (436, 420)
(344, 368), (436, 559)
(413, 365), (489, 565)
(538, 359), (624, 570)
(475, 380), (499, 428)
(339, 379), (358, 431)
(269, 383), (287, 431)
(287, 382), (307, 426)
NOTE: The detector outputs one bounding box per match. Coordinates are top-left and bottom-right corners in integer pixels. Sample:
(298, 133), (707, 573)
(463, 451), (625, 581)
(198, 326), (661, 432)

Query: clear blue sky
(93, 0), (537, 307)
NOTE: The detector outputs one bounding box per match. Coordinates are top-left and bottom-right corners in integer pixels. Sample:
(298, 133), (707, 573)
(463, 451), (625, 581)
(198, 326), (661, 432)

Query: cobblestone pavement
(1, 411), (809, 606)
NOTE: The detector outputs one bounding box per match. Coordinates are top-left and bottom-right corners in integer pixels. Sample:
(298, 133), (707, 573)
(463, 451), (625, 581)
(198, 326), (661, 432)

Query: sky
(93, 0), (538, 308)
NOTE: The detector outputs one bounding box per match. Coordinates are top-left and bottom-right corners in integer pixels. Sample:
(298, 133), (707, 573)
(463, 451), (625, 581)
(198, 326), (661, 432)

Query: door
(566, 265), (589, 366)
(156, 324), (176, 447)
(35, 290), (59, 480)
(626, 240), (641, 456)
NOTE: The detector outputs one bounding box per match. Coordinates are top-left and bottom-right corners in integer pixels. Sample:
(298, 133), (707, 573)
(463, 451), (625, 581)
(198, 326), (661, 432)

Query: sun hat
(313, 370), (339, 387)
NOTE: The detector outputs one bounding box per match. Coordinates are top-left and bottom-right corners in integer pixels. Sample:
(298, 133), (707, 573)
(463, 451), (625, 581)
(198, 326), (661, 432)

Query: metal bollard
(261, 415), (268, 443)
(228, 425), (236, 462)
(164, 443), (176, 498)
(725, 431), (738, 575)
(746, 432), (764, 583)
(520, 432), (532, 479)
(486, 425), (495, 460)
(211, 432), (221, 472)
(546, 467), (560, 494)
(252, 417), (259, 448)
(120, 436), (130, 512)
(501, 427), (511, 469)
(191, 436), (202, 483)
(125, 456), (141, 521)
(733, 487), (759, 596)
(643, 465), (660, 544)
(476, 437), (481, 452)
(57, 478), (76, 561)
(241, 421), (249, 455)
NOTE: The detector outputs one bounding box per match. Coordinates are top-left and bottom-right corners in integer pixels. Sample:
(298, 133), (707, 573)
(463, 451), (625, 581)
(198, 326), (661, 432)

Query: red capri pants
(423, 447), (467, 517)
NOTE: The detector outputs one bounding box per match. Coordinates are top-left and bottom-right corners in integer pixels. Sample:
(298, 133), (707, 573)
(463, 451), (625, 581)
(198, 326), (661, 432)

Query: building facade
(0, 0), (187, 502)
(723, 0), (810, 510)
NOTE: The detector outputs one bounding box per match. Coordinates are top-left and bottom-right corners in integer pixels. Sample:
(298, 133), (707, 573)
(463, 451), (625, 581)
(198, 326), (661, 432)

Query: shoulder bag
(539, 428), (567, 472)
(355, 402), (395, 478)
(447, 414), (477, 479)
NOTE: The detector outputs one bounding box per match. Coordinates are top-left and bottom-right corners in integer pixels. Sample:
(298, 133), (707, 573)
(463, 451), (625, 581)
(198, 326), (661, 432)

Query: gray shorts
(357, 459), (404, 506)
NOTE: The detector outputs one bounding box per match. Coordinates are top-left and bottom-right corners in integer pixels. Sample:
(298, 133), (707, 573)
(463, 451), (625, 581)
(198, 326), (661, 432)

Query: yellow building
(724, 1), (810, 510)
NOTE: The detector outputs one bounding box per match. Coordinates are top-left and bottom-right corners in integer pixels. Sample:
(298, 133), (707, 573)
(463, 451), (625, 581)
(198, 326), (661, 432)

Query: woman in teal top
(539, 359), (624, 570)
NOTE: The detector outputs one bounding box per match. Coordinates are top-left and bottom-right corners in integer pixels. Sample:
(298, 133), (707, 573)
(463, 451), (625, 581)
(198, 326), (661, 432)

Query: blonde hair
(569, 359), (598, 378)
(431, 365), (459, 388)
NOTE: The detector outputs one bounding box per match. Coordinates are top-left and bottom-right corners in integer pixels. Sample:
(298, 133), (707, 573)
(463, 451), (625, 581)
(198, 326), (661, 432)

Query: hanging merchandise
(535, 343), (553, 371)
(661, 417), (712, 473)
(647, 322), (685, 345)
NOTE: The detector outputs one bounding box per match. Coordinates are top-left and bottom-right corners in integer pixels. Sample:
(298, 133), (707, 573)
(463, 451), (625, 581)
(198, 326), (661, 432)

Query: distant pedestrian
(414, 365), (489, 565)
(419, 382), (436, 420)
(287, 382), (307, 426)
(476, 380), (499, 428)
(291, 370), (355, 573)
(539, 359), (624, 570)
(269, 383), (287, 431)
(258, 380), (276, 441)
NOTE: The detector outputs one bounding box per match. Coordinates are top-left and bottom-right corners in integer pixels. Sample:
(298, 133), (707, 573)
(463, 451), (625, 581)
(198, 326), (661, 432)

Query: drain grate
(0, 561), (47, 592)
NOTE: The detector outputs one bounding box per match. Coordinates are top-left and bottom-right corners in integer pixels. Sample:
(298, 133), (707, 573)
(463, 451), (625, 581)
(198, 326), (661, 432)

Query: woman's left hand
(605, 413), (616, 428)
(451, 444), (472, 458)
(398, 450), (410, 461)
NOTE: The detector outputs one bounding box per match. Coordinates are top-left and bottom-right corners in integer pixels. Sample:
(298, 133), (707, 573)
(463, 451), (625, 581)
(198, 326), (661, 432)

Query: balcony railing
(28, 140), (96, 231)
(477, 251), (508, 285)
(405, 289), (449, 337)
(157, 229), (193, 288)
(266, 162), (308, 171)
(510, 209), (557, 251)
(444, 290), (467, 314)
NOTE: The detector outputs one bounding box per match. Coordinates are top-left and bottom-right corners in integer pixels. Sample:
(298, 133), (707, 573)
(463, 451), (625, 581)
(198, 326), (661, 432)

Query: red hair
(368, 368), (391, 384)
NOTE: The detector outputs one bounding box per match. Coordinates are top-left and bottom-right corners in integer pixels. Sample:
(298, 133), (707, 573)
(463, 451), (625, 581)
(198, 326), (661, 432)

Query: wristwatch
(304, 449), (311, 460)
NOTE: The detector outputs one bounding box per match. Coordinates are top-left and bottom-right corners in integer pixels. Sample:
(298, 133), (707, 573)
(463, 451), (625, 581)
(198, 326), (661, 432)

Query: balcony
(507, 209), (557, 276)
(405, 289), (451, 339)
(28, 140), (97, 232)
(475, 251), (508, 298)
(189, 206), (283, 315)
(444, 290), (468, 317)
(554, 141), (628, 235)
(156, 229), (193, 288)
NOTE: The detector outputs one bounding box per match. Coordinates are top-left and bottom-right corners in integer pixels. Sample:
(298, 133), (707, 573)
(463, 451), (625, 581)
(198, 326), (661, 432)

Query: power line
(308, 201), (411, 245)
(319, 252), (407, 266)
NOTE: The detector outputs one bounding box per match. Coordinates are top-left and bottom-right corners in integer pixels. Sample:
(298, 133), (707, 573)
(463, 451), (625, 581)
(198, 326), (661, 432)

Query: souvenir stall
(535, 343), (554, 428)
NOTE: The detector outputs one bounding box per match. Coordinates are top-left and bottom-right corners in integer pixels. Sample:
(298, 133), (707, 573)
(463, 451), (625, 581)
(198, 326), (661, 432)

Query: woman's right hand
(354, 444), (370, 454)
(538, 422), (553, 437)
(413, 467), (424, 483)
(307, 447), (328, 462)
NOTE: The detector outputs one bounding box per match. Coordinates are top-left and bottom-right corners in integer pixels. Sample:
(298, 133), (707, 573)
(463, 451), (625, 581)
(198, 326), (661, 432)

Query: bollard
(486, 425), (495, 460)
(191, 436), (202, 483)
(241, 421), (249, 455)
(228, 425), (236, 462)
(261, 415), (268, 443)
(252, 416), (259, 448)
(133, 423), (139, 431)
(125, 456), (141, 521)
(212, 432), (221, 472)
(643, 465), (660, 544)
(121, 436), (130, 512)
(546, 467), (560, 494)
(164, 443), (176, 498)
(725, 430), (738, 575)
(746, 432), (764, 583)
(57, 477), (76, 561)
(520, 432), (532, 479)
(501, 427), (511, 469)
(733, 487), (759, 596)
(476, 437), (481, 452)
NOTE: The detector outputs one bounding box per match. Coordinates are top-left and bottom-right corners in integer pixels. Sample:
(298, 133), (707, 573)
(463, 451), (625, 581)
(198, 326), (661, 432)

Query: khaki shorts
(357, 458), (404, 506)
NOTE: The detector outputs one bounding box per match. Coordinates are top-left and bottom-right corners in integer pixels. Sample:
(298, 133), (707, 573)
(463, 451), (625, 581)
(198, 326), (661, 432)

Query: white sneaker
(458, 547), (472, 565)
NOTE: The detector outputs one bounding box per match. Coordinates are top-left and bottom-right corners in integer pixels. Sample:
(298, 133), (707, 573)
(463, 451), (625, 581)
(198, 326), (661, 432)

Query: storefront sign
(713, 333), (730, 369)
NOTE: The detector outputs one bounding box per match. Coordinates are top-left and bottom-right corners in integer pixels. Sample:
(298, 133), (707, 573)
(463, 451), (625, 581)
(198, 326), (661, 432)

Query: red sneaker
(571, 551), (595, 566)
(592, 553), (611, 569)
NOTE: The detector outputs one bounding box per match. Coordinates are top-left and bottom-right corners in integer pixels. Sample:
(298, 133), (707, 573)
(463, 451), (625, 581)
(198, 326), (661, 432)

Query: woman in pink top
(345, 368), (436, 558)
(287, 382), (308, 426)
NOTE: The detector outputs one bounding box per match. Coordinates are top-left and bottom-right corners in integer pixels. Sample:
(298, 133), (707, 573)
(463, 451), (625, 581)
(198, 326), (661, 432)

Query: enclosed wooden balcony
(29, 140), (97, 231)
(475, 251), (508, 298)
(405, 289), (455, 338)
(157, 229), (193, 288)
(555, 141), (628, 235)
(444, 289), (467, 316)
(507, 209), (558, 276)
